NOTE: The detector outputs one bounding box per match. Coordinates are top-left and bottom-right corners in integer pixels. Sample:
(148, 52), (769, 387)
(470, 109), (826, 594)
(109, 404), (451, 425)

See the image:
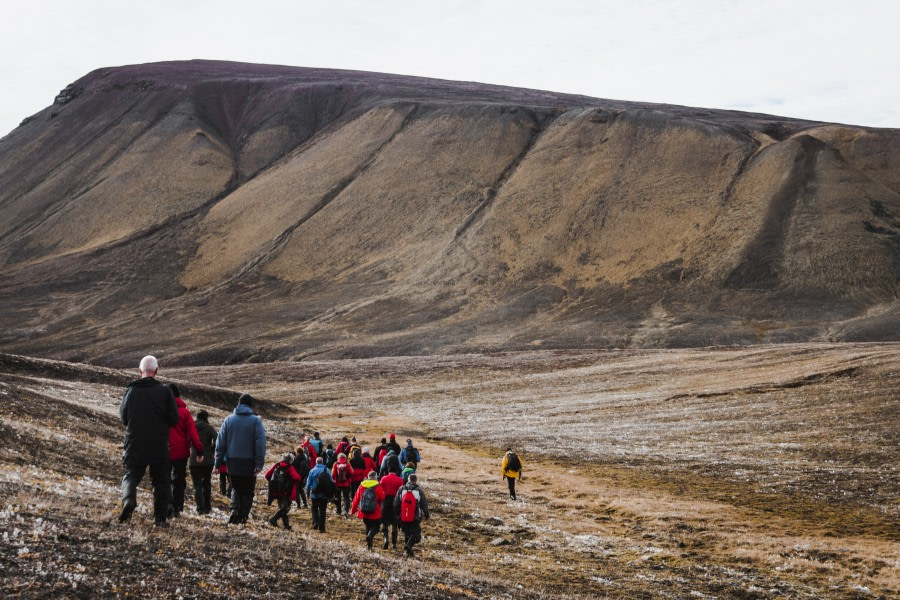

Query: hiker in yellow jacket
(500, 448), (523, 500)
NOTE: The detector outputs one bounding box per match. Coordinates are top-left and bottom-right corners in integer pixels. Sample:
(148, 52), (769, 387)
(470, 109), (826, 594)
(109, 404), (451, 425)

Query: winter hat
(196, 410), (209, 422)
(389, 433), (396, 439)
(168, 383), (180, 398)
(238, 393), (254, 406)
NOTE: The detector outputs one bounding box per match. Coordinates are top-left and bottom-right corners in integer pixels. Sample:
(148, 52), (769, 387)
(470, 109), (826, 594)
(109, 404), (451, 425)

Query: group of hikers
(118, 355), (523, 558)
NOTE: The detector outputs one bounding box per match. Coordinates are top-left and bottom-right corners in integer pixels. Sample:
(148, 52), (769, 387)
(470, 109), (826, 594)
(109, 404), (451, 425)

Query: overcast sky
(1, 0), (898, 138)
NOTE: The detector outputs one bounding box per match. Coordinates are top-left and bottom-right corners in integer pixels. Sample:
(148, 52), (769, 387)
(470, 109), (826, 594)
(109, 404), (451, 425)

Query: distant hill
(1, 60), (898, 366)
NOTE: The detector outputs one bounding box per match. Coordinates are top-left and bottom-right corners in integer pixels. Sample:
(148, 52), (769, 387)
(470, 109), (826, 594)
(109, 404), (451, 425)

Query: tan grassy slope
(0, 61), (899, 363)
(1, 346), (897, 598)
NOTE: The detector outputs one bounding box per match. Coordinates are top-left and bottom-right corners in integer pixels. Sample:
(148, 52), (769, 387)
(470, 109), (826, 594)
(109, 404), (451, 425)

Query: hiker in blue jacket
(399, 439), (421, 467)
(306, 457), (335, 532)
(215, 394), (266, 524)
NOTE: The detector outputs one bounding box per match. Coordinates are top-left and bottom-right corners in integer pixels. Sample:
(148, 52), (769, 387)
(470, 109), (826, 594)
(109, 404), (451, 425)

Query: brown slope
(0, 60), (899, 364)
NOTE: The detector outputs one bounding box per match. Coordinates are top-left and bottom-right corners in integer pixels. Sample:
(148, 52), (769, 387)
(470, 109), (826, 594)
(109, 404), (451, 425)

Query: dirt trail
(299, 411), (899, 598)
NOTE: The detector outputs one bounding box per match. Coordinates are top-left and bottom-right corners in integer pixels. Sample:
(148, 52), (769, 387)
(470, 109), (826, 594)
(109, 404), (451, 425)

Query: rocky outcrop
(0, 60), (897, 365)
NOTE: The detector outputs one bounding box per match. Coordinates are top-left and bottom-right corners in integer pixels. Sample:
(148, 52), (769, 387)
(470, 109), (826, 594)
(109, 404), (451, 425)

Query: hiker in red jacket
(168, 384), (203, 518)
(335, 436), (351, 457)
(350, 471), (386, 550)
(299, 435), (318, 468)
(378, 471), (404, 549)
(361, 447), (378, 475)
(264, 453), (301, 529)
(331, 453), (354, 516)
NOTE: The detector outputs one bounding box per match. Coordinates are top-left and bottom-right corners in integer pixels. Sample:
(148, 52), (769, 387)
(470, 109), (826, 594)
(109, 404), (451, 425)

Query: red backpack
(399, 486), (420, 523)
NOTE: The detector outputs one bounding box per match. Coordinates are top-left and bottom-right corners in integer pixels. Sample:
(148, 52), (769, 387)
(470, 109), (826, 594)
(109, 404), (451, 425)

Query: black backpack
(360, 485), (378, 513)
(386, 454), (401, 474)
(506, 452), (521, 472)
(313, 468), (334, 496)
(323, 448), (337, 468)
(270, 465), (292, 494)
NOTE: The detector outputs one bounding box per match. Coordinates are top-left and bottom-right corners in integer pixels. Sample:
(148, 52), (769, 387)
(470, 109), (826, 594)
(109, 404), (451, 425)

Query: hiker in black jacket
(189, 410), (217, 515)
(119, 355), (179, 527)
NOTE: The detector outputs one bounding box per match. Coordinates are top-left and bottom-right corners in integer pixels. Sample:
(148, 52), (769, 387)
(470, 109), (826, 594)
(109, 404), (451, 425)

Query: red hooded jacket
(169, 397), (203, 461)
(350, 479), (386, 520)
(265, 461), (301, 501)
(331, 455), (354, 487)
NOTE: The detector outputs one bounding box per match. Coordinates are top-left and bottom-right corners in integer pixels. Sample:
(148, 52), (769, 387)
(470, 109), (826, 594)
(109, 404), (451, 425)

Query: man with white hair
(119, 355), (179, 526)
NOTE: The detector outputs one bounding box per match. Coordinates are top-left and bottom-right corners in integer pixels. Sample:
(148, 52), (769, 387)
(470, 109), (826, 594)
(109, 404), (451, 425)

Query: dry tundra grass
(1, 343), (897, 598)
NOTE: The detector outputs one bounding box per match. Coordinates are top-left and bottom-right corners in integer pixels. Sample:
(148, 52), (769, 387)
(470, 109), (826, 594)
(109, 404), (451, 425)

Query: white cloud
(1, 0), (898, 138)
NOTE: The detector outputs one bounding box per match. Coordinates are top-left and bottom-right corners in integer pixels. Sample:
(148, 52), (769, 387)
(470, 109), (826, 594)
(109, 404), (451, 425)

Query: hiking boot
(268, 517), (279, 528)
(405, 548), (413, 558)
(383, 538), (389, 550)
(154, 518), (169, 528)
(118, 501), (135, 523)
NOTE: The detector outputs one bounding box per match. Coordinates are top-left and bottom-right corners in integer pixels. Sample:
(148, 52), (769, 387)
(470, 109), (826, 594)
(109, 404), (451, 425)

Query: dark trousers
(122, 460), (171, 522)
(189, 465), (214, 514)
(219, 472), (230, 496)
(381, 520), (398, 546)
(506, 476), (517, 499)
(364, 517), (381, 549)
(170, 458), (188, 514)
(311, 497), (329, 531)
(229, 474), (256, 524)
(271, 496), (292, 527)
(333, 486), (352, 514)
(401, 521), (423, 555)
(295, 477), (308, 508)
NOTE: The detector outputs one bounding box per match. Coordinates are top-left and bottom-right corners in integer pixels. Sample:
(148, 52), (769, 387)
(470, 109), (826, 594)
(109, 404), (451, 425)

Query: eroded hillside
(1, 61), (899, 365)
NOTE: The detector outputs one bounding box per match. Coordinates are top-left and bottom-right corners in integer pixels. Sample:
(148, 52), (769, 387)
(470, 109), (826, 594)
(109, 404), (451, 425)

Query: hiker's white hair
(139, 355), (158, 373)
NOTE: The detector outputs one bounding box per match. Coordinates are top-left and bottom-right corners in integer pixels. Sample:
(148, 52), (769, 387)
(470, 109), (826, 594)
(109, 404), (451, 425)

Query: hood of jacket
(336, 455), (348, 464)
(361, 479), (380, 489)
(175, 397), (186, 409)
(233, 404), (255, 416)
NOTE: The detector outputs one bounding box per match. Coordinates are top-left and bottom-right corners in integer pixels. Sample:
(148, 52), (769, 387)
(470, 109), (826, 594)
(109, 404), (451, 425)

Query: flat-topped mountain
(1, 60), (898, 365)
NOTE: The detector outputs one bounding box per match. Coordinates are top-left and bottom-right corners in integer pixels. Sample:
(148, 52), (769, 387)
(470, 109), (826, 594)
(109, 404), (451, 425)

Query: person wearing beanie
(264, 452), (301, 529)
(189, 410), (217, 515)
(399, 439), (421, 467)
(350, 471), (386, 550)
(118, 355), (179, 527)
(167, 383), (204, 518)
(386, 434), (401, 457)
(215, 393), (266, 524)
